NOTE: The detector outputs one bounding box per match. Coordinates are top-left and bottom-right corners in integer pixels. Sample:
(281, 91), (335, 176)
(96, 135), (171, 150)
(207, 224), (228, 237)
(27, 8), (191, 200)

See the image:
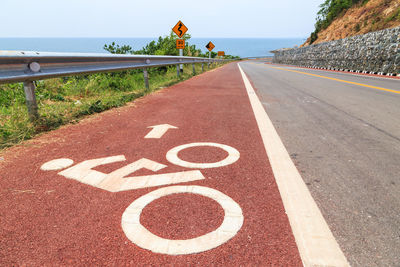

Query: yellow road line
(269, 66), (400, 94)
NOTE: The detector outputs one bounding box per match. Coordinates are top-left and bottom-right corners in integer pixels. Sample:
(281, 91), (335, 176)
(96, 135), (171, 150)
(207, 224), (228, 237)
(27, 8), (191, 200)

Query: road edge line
(238, 63), (350, 267)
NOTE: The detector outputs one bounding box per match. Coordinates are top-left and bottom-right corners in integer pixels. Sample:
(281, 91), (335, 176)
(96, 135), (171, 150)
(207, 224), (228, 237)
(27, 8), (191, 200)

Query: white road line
(238, 63), (350, 267)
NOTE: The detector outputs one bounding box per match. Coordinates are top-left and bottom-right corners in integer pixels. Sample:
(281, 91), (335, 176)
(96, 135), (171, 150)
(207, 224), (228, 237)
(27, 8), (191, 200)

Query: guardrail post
(23, 81), (39, 121)
(201, 63), (204, 72)
(179, 49), (183, 73)
(176, 64), (180, 78)
(143, 68), (149, 91)
(192, 63), (196, 75)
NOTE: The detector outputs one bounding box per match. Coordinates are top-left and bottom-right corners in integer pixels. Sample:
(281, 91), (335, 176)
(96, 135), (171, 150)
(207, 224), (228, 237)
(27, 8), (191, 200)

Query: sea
(0, 38), (305, 58)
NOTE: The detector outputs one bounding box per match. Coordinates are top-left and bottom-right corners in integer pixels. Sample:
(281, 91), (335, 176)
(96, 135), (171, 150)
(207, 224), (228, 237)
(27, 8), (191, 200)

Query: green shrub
(310, 0), (370, 42)
(310, 31), (319, 44)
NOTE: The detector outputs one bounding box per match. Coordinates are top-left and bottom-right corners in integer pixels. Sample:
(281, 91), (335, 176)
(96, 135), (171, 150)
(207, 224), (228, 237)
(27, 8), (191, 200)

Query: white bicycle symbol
(41, 142), (243, 255)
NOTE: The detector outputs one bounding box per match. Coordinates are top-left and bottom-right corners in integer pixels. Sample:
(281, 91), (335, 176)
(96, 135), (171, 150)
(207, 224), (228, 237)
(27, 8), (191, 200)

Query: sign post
(179, 48), (183, 73)
(206, 41), (215, 68)
(172, 20), (188, 73)
(176, 39), (185, 74)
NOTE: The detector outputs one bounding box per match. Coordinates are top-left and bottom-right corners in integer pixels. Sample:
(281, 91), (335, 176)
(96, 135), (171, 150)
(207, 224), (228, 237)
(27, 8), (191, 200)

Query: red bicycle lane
(0, 63), (302, 266)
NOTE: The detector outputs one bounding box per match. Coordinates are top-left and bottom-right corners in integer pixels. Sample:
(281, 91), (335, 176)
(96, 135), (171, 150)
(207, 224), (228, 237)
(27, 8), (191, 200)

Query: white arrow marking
(145, 124), (178, 139)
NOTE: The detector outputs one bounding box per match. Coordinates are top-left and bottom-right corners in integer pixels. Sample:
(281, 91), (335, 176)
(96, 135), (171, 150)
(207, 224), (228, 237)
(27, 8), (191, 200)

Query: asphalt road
(240, 61), (400, 267)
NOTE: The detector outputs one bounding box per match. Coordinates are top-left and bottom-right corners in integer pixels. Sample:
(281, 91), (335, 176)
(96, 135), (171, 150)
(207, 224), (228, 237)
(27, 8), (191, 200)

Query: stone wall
(272, 27), (400, 75)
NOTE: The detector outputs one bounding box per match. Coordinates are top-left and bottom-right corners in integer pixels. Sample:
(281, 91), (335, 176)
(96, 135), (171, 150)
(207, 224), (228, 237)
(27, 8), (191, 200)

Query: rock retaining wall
(272, 27), (400, 75)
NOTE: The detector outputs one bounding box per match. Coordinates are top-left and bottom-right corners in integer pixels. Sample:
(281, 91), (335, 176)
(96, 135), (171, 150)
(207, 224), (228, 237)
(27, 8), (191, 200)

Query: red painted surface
(141, 193), (225, 240)
(265, 62), (400, 80)
(0, 63), (302, 266)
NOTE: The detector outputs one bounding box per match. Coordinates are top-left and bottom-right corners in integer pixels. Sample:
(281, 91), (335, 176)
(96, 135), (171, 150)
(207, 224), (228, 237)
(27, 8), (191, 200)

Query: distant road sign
(176, 39), (185, 49)
(206, 41), (215, 51)
(218, 51), (225, 57)
(173, 21), (188, 38)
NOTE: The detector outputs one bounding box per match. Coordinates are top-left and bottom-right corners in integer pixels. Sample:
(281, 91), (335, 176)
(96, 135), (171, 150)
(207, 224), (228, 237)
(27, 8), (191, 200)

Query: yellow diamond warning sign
(172, 21), (188, 38)
(206, 41), (215, 52)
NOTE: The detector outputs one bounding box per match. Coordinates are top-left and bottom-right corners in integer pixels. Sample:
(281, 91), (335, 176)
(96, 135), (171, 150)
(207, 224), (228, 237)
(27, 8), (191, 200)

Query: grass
(0, 63), (225, 150)
(384, 7), (400, 23)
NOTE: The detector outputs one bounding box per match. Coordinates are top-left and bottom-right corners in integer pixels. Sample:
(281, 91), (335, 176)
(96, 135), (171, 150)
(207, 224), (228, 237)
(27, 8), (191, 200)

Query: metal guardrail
(0, 51), (225, 84)
(0, 51), (231, 120)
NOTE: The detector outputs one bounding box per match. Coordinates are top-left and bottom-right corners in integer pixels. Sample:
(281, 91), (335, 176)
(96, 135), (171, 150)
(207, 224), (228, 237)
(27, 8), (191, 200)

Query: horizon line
(0, 36), (308, 39)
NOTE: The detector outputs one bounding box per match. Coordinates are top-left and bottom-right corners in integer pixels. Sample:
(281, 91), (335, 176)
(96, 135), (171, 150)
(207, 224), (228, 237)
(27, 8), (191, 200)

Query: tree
(310, 0), (369, 43)
(134, 31), (192, 56)
(103, 42), (134, 54)
(104, 31), (239, 59)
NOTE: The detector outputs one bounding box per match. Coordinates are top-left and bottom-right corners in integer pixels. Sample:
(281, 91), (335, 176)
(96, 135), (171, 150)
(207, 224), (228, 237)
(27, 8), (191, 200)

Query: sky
(1, 0), (323, 38)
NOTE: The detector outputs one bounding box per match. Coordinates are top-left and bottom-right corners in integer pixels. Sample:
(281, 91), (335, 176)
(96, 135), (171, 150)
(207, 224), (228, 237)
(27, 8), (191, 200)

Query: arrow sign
(145, 124), (178, 139)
